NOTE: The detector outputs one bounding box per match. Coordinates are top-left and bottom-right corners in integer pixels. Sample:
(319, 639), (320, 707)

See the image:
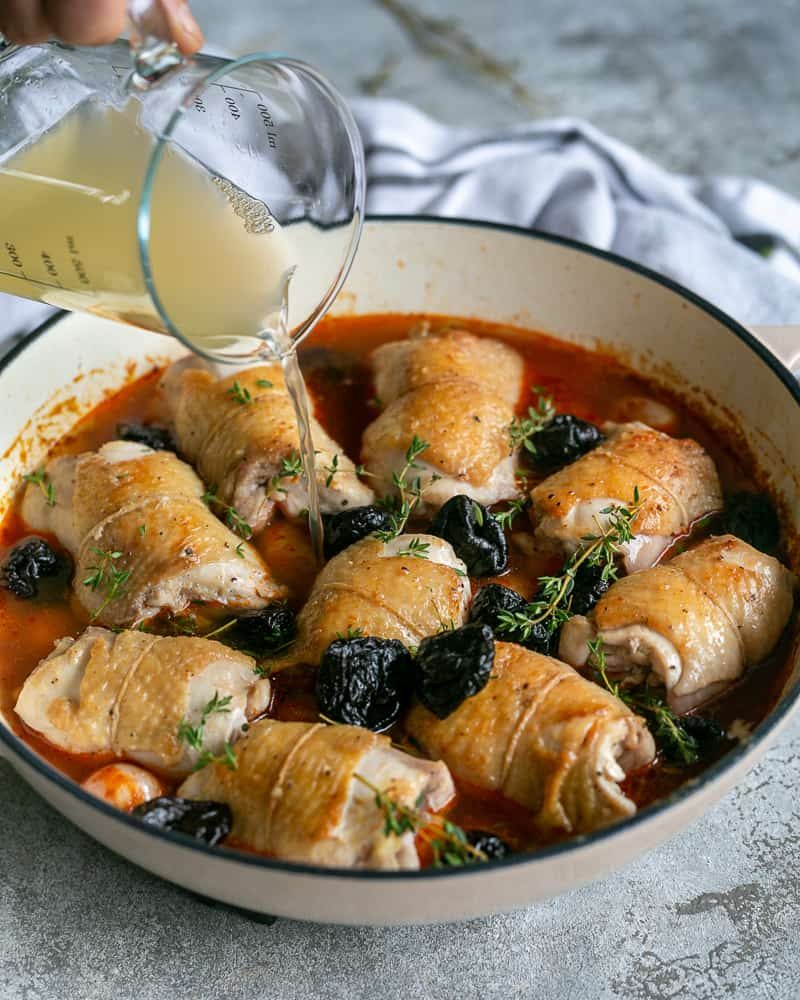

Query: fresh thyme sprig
(267, 451), (304, 498)
(394, 537), (430, 560)
(227, 380), (252, 406)
(428, 590), (457, 633)
(492, 496), (531, 530)
(23, 469), (56, 507)
(587, 640), (701, 767)
(176, 691), (238, 772)
(201, 488), (253, 539)
(200, 618), (238, 641)
(353, 774), (487, 867)
(375, 436), (432, 541)
(508, 387), (556, 454)
(256, 378), (273, 389)
(83, 547), (132, 620)
(336, 626), (365, 640)
(497, 488), (642, 639)
(323, 454), (340, 488)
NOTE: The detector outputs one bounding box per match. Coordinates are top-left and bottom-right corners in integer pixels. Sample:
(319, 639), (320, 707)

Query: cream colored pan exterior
(1, 218), (799, 926)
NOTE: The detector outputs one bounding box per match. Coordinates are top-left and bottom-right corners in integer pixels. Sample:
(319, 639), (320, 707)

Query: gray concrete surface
(192, 0), (800, 196)
(3, 2), (800, 998)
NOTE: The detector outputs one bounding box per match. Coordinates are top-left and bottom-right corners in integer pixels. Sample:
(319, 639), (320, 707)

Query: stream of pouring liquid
(261, 302), (325, 564)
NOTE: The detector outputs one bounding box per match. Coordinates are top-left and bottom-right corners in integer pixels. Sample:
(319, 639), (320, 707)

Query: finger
(160, 0), (203, 55)
(42, 0), (126, 45)
(0, 0), (51, 43)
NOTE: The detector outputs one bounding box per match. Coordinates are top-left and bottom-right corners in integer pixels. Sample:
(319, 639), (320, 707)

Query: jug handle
(127, 0), (185, 88)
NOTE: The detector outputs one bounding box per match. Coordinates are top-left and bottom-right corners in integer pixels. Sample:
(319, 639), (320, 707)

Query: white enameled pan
(1, 218), (799, 926)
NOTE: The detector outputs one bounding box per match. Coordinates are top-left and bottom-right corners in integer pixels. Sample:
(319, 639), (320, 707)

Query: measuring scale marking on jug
(0, 98), (297, 353)
(0, 29), (366, 361)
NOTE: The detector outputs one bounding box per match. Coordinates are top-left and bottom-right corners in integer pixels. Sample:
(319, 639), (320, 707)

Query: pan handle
(749, 326), (800, 378)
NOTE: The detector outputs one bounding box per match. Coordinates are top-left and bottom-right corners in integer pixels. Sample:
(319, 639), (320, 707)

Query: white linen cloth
(352, 99), (800, 325)
(2, 98), (798, 354)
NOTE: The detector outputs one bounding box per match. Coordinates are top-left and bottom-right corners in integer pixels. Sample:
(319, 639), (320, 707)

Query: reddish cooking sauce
(0, 314), (795, 856)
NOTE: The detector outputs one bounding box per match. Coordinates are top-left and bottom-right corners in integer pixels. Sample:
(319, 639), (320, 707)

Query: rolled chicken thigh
(179, 719), (454, 869)
(559, 535), (795, 713)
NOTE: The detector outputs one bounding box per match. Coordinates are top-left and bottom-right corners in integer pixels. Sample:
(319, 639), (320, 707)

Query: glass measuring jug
(0, 7), (365, 362)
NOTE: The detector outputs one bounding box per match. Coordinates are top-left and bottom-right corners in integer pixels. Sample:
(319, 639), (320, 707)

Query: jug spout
(126, 0), (184, 88)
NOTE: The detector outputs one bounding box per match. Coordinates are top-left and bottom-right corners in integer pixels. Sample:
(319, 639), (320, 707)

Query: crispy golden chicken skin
(371, 328), (524, 408)
(362, 330), (524, 509)
(530, 422), (722, 572)
(277, 534), (470, 669)
(559, 535), (795, 713)
(15, 627), (270, 774)
(22, 440), (284, 626)
(406, 642), (655, 835)
(163, 361), (373, 533)
(178, 719), (454, 869)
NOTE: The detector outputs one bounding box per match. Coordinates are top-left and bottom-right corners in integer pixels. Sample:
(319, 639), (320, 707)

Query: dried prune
(430, 495), (508, 577)
(569, 562), (611, 616)
(719, 492), (780, 554)
(530, 414), (604, 470)
(322, 505), (393, 559)
(675, 715), (728, 764)
(231, 602), (296, 655)
(466, 830), (511, 861)
(469, 583), (556, 656)
(469, 583), (525, 632)
(414, 624), (494, 719)
(317, 637), (413, 731)
(116, 422), (175, 452)
(132, 797), (232, 845)
(1, 537), (65, 599)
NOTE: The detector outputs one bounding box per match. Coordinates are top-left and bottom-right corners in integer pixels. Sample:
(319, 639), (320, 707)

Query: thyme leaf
(199, 618), (238, 641)
(23, 468), (56, 507)
(497, 488), (642, 639)
(353, 774), (487, 866)
(201, 488), (253, 539)
(177, 691), (238, 772)
(267, 451), (304, 498)
(394, 537), (430, 560)
(227, 380), (252, 406)
(82, 547), (132, 621)
(375, 436), (431, 541)
(588, 640), (700, 766)
(323, 453), (340, 488)
(335, 626), (364, 640)
(508, 387), (556, 454)
(492, 496), (531, 530)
